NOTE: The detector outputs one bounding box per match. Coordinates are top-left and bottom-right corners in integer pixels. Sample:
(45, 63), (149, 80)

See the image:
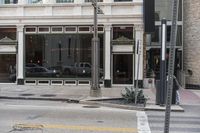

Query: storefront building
(145, 0), (183, 88)
(0, 0), (144, 87)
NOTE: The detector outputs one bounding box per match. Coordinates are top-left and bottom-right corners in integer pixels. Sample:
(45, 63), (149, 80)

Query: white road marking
(137, 111), (151, 133)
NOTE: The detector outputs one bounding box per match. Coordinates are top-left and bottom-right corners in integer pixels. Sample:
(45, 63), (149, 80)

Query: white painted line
(137, 111), (151, 133)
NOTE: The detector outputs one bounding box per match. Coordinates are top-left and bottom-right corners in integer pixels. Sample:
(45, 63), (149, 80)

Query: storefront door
(0, 54), (16, 83)
(112, 54), (133, 84)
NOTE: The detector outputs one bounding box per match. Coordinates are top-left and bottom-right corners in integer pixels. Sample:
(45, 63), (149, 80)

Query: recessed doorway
(112, 54), (133, 84)
(0, 54), (16, 83)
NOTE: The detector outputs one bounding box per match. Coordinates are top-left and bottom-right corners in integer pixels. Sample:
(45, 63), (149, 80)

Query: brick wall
(183, 0), (200, 85)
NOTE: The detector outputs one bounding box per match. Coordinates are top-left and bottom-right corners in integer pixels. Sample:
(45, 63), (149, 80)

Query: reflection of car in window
(26, 63), (40, 68)
(9, 65), (60, 82)
(63, 62), (91, 76)
(26, 67), (60, 78)
(63, 62), (103, 77)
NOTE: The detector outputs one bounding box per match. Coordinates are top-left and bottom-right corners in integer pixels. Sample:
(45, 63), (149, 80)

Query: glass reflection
(0, 54), (16, 83)
(155, 0), (182, 21)
(113, 54), (133, 84)
(25, 34), (104, 79)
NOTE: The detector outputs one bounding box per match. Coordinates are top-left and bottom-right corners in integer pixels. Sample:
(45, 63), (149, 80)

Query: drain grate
(40, 94), (56, 97)
(19, 93), (34, 96)
(82, 105), (100, 108)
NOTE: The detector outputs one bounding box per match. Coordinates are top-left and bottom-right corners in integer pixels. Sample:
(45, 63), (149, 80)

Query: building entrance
(112, 54), (133, 84)
(0, 54), (16, 83)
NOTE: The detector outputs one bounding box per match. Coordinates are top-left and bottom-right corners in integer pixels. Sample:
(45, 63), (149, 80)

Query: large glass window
(155, 0), (182, 21)
(155, 0), (172, 21)
(150, 25), (182, 46)
(151, 26), (159, 42)
(0, 0), (18, 4)
(28, 0), (42, 4)
(25, 34), (104, 79)
(178, 0), (182, 21)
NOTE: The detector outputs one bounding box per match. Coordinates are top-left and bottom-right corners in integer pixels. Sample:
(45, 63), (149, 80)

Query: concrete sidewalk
(0, 84), (199, 111)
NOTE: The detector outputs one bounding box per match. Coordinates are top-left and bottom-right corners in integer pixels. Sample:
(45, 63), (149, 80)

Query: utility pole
(90, 0), (101, 97)
(164, 0), (179, 132)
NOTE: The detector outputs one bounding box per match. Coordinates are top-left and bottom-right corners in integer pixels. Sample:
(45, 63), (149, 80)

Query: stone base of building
(17, 79), (24, 85)
(104, 80), (111, 88)
(134, 80), (143, 88)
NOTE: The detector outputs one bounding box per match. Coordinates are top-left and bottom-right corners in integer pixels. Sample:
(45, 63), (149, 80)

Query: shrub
(121, 86), (147, 106)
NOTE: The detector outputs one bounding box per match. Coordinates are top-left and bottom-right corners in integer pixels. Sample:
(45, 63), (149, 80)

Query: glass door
(113, 54), (133, 84)
(0, 54), (16, 83)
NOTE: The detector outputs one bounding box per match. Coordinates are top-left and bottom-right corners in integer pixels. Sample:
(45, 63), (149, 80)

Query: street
(146, 105), (200, 133)
(0, 99), (141, 133)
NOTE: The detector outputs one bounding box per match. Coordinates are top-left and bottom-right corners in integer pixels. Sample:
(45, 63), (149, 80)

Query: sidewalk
(0, 84), (200, 111)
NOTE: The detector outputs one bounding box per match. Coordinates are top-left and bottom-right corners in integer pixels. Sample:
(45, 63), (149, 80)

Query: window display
(25, 34), (104, 79)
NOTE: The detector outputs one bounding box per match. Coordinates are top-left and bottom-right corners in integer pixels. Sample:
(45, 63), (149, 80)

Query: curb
(80, 100), (145, 111)
(145, 104), (185, 112)
(0, 96), (185, 112)
(0, 96), (79, 103)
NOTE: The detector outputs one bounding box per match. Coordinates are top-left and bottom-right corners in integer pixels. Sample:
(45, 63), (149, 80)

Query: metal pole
(135, 40), (140, 104)
(90, 0), (101, 97)
(164, 0), (179, 132)
(160, 18), (167, 106)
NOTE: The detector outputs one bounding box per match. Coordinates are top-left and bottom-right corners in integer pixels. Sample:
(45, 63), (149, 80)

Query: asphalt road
(146, 105), (200, 133)
(0, 99), (140, 133)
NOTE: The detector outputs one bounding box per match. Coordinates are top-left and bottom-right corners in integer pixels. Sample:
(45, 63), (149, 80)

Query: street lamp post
(90, 0), (101, 97)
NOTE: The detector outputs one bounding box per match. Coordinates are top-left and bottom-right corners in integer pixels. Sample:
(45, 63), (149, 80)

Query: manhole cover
(40, 94), (56, 97)
(82, 105), (100, 108)
(20, 93), (34, 96)
(97, 120), (104, 123)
